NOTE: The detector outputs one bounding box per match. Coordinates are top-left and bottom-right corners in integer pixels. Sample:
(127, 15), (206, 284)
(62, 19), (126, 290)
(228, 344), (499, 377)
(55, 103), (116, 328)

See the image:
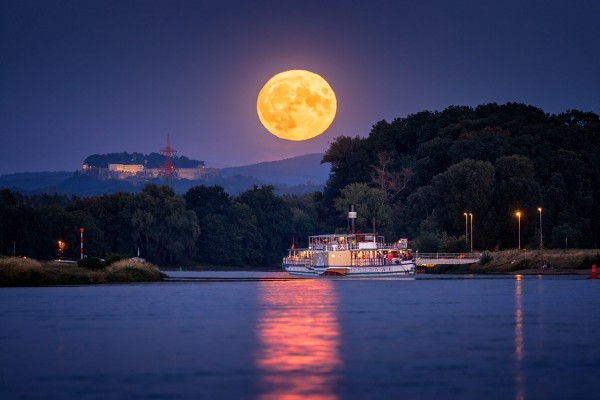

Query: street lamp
(515, 211), (521, 250)
(469, 213), (473, 252)
(57, 240), (66, 259)
(463, 212), (468, 245)
(537, 207), (543, 250)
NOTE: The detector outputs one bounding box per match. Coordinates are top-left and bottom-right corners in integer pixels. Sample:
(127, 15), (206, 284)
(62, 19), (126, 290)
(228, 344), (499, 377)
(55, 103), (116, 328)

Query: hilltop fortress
(82, 162), (219, 181)
(81, 136), (219, 182)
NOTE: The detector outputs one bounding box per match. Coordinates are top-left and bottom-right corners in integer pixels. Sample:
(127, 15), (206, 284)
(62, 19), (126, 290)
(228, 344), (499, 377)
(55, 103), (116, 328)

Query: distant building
(178, 166), (220, 180)
(108, 164), (145, 174)
(82, 163), (219, 181)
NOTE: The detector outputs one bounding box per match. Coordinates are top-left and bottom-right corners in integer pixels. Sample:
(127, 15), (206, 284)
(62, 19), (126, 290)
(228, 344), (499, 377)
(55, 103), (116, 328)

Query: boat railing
(283, 257), (312, 266)
(352, 257), (385, 267)
(303, 243), (410, 252)
(350, 257), (413, 267)
(308, 244), (355, 251)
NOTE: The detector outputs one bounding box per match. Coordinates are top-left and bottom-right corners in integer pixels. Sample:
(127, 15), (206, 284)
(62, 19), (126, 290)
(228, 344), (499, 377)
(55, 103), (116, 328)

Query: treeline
(0, 184), (323, 267)
(319, 103), (600, 251)
(84, 152), (204, 168)
(2, 103), (599, 265)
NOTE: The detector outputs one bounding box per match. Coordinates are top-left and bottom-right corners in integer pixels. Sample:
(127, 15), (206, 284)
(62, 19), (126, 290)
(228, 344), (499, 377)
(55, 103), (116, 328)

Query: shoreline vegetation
(426, 249), (600, 275)
(0, 257), (165, 287)
(2, 249), (598, 286)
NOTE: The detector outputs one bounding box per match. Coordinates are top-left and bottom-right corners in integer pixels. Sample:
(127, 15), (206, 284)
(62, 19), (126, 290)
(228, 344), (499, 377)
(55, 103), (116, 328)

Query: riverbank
(426, 249), (600, 274)
(3, 249), (598, 285)
(162, 264), (282, 272)
(0, 257), (165, 286)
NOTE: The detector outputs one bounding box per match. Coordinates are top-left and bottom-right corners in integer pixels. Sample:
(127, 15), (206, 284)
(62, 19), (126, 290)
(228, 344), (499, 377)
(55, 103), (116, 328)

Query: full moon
(257, 70), (337, 141)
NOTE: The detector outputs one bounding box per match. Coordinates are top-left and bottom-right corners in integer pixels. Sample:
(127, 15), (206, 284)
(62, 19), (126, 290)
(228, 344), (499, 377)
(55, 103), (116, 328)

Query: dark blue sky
(1, 0), (599, 174)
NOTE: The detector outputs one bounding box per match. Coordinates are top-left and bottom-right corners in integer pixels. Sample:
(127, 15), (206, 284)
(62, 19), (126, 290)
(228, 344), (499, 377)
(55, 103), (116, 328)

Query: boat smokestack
(348, 204), (356, 233)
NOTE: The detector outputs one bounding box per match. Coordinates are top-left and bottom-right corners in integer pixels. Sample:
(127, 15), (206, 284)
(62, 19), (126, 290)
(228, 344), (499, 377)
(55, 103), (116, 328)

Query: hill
(220, 153), (328, 185)
(0, 171), (73, 192)
(0, 154), (329, 196)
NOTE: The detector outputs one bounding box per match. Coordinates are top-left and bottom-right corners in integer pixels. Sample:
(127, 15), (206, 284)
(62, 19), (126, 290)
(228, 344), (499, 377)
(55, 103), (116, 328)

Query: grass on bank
(104, 259), (165, 282)
(0, 257), (165, 286)
(426, 249), (600, 274)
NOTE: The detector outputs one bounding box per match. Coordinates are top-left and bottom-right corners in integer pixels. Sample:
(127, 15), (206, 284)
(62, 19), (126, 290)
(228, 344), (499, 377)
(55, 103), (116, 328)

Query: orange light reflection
(256, 280), (341, 400)
(514, 275), (525, 400)
(514, 275), (523, 361)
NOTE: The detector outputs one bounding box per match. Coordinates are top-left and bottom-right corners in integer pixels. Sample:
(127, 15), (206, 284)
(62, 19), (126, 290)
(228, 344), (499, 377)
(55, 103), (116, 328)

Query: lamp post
(537, 207), (543, 250)
(515, 211), (521, 250)
(57, 240), (65, 259)
(469, 213), (473, 252)
(463, 212), (468, 245)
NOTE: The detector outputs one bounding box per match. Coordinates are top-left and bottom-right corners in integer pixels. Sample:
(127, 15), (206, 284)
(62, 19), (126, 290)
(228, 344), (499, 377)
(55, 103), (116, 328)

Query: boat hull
(283, 261), (415, 278)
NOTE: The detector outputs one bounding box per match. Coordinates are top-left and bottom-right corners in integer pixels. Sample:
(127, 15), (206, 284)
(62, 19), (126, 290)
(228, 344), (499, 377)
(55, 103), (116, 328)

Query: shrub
(439, 232), (469, 253)
(0, 257), (44, 286)
(577, 252), (600, 270)
(105, 259), (165, 282)
(480, 251), (493, 265)
(414, 233), (440, 253)
(105, 253), (128, 266)
(88, 271), (106, 284)
(0, 257), (164, 286)
(0, 257), (42, 269)
(78, 257), (105, 270)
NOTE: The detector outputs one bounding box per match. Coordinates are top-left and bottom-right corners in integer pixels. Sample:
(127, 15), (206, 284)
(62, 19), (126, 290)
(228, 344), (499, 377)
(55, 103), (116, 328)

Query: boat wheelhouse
(282, 233), (415, 277)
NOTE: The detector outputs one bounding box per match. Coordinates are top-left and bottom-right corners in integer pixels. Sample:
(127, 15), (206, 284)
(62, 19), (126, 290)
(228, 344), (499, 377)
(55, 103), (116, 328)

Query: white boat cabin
(308, 233), (384, 251)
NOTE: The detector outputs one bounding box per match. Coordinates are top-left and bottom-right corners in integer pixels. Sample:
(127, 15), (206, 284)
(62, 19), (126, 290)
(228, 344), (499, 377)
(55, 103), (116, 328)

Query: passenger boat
(282, 233), (416, 277)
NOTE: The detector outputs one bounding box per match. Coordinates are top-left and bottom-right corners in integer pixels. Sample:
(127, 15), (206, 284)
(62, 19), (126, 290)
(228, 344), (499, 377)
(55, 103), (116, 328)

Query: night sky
(1, 0), (599, 175)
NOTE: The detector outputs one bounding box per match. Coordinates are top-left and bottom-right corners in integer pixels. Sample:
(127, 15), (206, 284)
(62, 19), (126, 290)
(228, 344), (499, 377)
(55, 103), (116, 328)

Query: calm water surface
(1, 273), (598, 399)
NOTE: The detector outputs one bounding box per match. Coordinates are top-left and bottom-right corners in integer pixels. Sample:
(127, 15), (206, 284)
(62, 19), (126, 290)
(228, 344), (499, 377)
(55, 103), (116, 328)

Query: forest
(1, 103), (599, 267)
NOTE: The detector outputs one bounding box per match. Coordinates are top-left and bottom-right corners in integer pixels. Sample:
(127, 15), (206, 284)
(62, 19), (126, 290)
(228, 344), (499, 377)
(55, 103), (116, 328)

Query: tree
(282, 191), (332, 236)
(370, 151), (414, 200)
(429, 159), (495, 245)
(237, 186), (293, 267)
(491, 155), (541, 249)
(184, 185), (231, 220)
(131, 184), (199, 264)
(439, 232), (469, 253)
(74, 192), (136, 256)
(412, 218), (441, 252)
(333, 182), (392, 236)
(321, 135), (370, 226)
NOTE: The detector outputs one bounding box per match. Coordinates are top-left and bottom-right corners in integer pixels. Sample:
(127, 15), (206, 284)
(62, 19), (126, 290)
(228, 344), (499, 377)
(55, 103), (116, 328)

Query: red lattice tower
(159, 134), (178, 182)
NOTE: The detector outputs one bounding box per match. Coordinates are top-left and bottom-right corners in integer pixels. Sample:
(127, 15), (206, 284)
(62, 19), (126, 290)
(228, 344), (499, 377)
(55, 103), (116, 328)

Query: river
(1, 272), (598, 399)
